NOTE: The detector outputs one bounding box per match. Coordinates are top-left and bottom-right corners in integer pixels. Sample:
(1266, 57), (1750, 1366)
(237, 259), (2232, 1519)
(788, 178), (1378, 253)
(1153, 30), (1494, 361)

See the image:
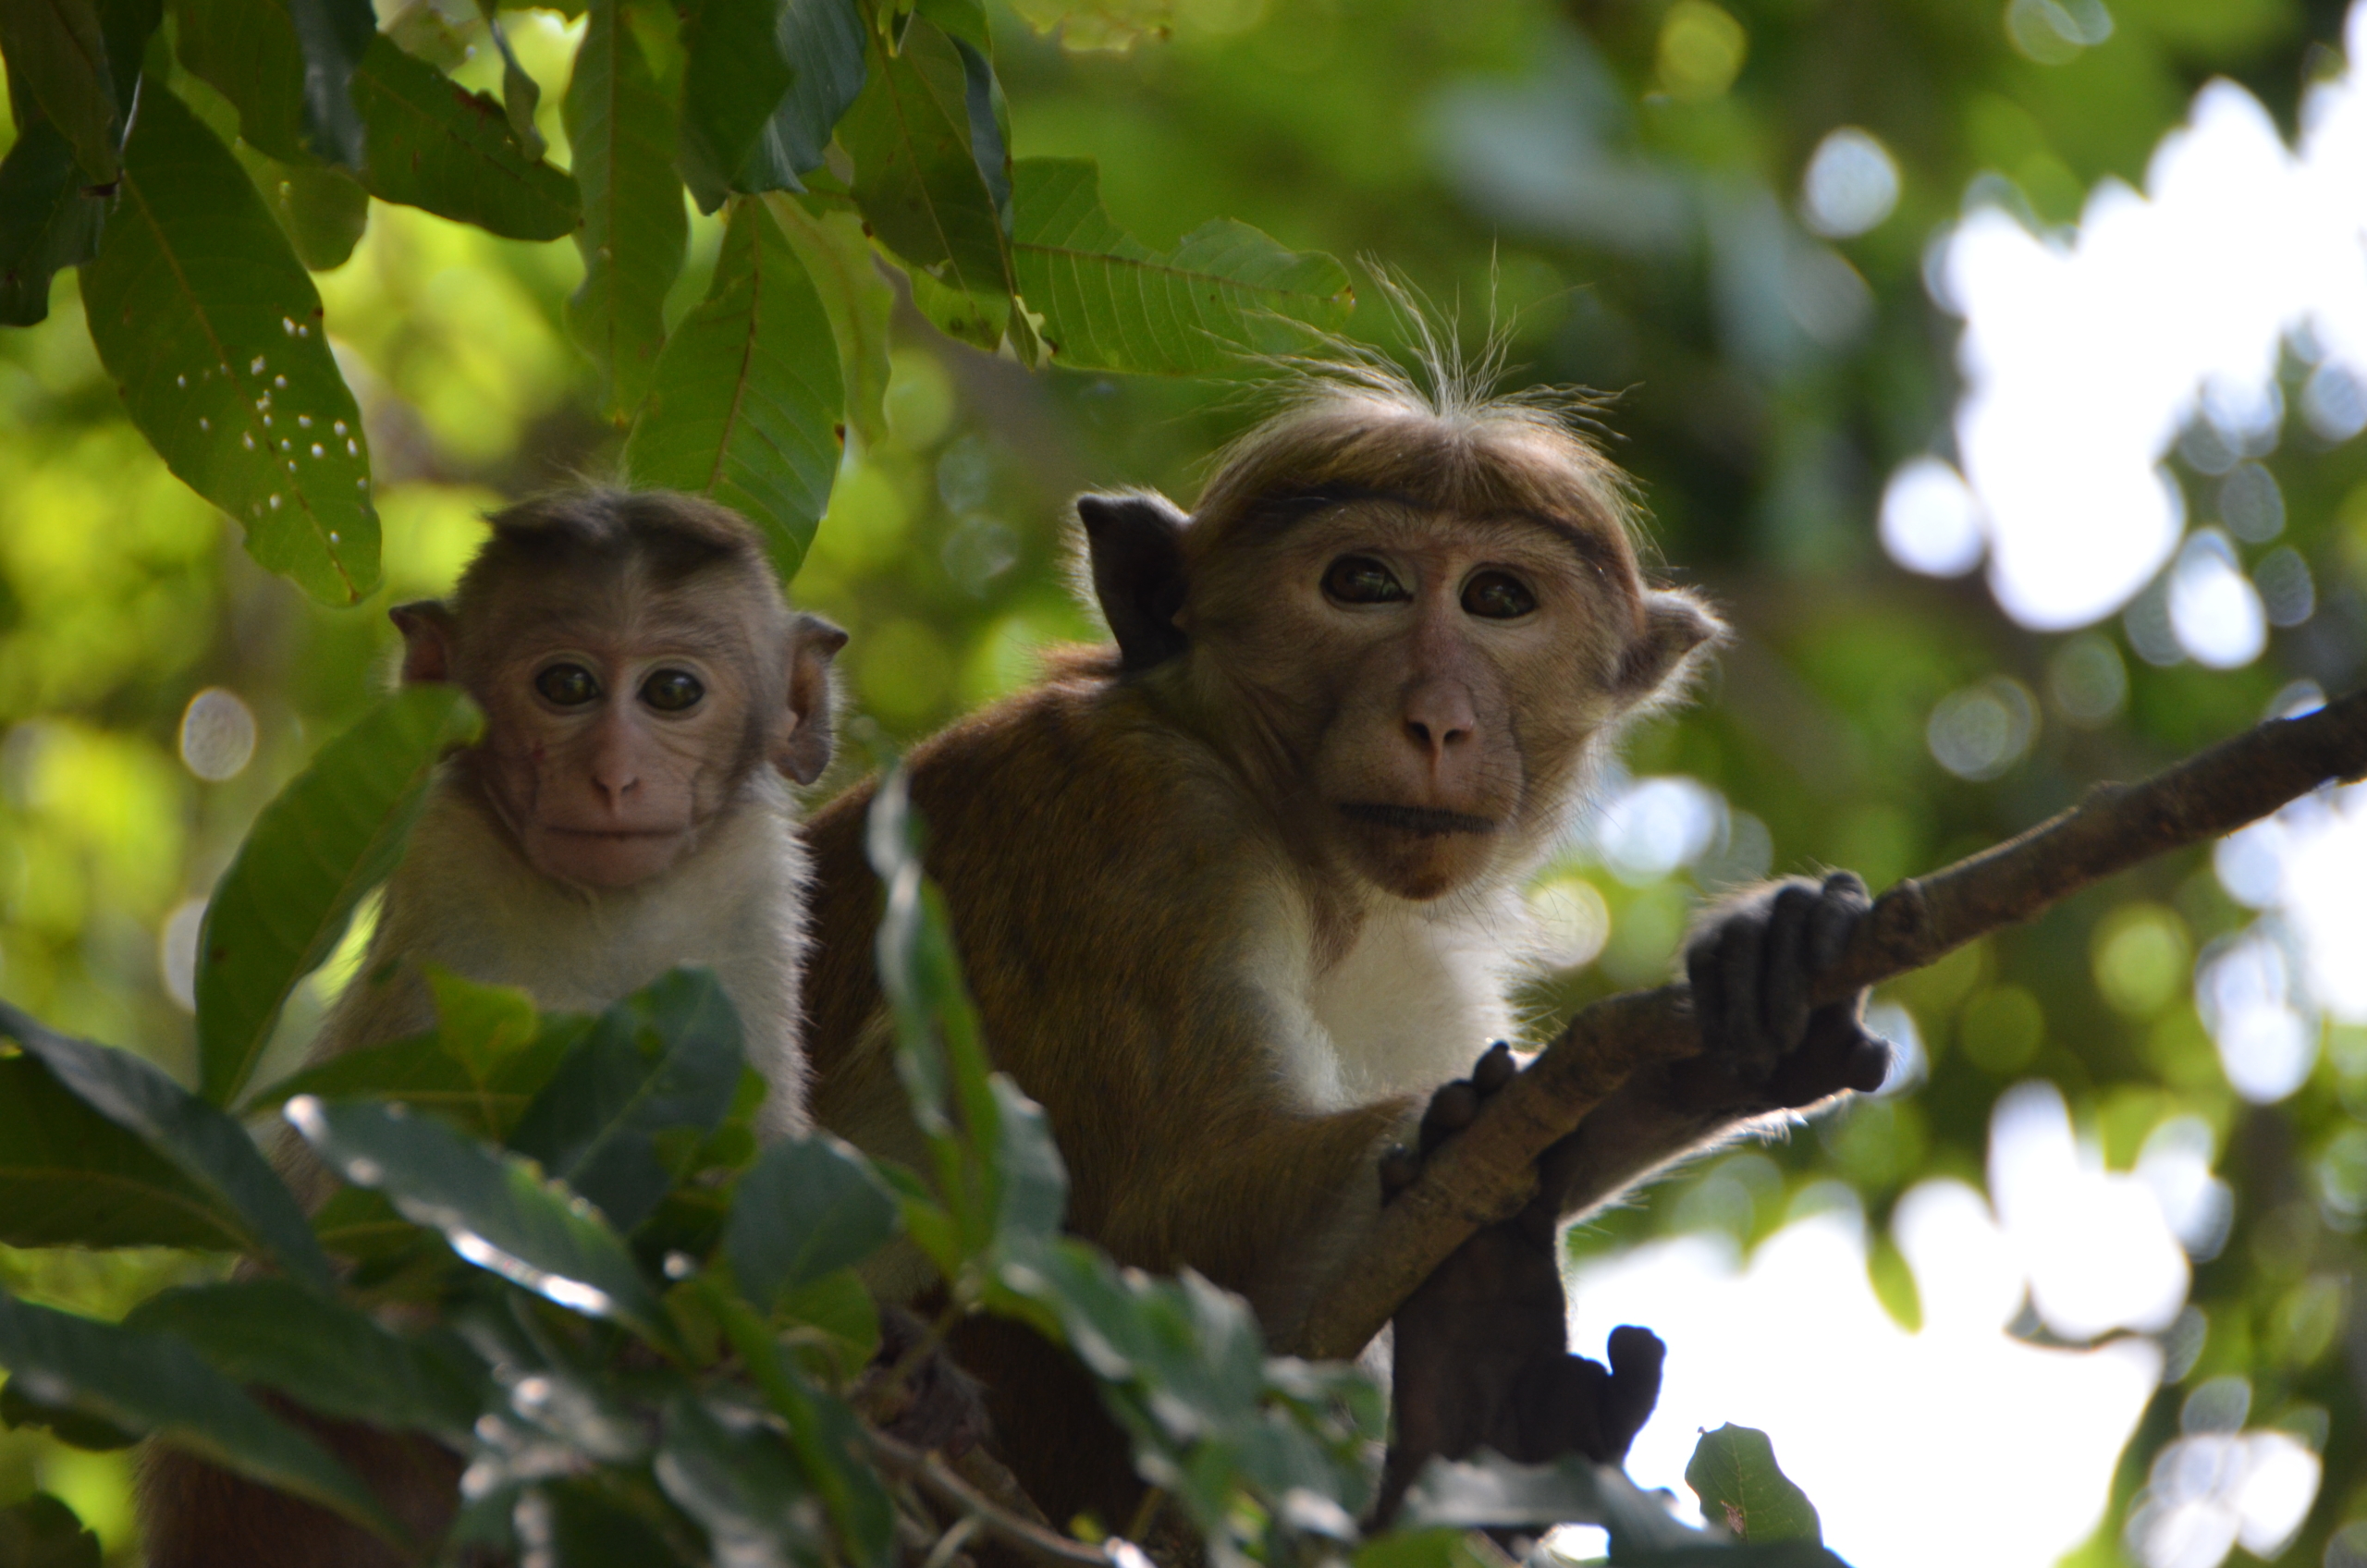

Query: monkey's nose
(1402, 682), (1478, 759)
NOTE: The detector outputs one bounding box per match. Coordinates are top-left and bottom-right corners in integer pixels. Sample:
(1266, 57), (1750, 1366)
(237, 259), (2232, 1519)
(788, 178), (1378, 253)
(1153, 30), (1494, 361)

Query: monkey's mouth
(1337, 802), (1497, 838)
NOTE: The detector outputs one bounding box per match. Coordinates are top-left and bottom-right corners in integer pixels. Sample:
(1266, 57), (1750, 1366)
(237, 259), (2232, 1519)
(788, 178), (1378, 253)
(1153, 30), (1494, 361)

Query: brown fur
(803, 377), (1724, 1525)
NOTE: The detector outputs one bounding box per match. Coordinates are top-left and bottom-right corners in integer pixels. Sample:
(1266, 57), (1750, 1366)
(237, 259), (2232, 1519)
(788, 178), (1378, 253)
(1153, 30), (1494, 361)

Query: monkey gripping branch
(1294, 685), (2367, 1364)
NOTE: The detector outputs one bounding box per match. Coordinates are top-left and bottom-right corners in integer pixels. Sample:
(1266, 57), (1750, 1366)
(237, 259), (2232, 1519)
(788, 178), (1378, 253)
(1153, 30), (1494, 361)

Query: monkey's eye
(1322, 556), (1409, 606)
(1461, 571), (1538, 620)
(641, 668), (705, 713)
(534, 663), (601, 705)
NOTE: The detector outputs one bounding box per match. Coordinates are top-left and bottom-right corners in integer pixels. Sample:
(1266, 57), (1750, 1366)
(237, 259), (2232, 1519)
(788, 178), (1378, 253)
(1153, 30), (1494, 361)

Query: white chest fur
(1269, 889), (1532, 1112)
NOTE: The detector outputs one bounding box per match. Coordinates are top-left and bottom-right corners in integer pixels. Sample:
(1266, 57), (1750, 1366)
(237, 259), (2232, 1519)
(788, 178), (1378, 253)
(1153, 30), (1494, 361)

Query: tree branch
(1291, 687), (2367, 1362)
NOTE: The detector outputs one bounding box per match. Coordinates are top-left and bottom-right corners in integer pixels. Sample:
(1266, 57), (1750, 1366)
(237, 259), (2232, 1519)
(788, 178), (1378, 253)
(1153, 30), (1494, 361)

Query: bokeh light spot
(178, 688), (257, 782)
(1801, 127), (1901, 239)
(1926, 676), (2037, 780)
(1879, 456), (1984, 577)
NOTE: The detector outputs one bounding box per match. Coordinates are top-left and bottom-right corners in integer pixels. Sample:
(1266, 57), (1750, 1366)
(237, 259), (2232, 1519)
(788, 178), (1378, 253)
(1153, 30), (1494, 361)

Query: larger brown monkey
(140, 489), (845, 1567)
(801, 371), (1887, 1523)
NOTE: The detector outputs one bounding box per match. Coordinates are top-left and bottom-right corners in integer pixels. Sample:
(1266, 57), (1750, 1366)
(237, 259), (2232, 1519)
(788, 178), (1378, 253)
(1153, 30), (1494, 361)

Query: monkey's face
(1188, 505), (1637, 902)
(462, 586), (779, 890)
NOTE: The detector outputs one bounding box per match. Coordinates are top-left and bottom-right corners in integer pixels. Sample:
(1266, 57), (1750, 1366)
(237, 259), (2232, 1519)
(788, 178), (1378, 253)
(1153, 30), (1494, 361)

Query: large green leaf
(0, 1493), (100, 1568)
(762, 195), (890, 449)
(194, 685), (481, 1105)
(653, 1392), (822, 1562)
(126, 1279), (484, 1439)
(840, 16), (1012, 349)
(286, 1096), (678, 1350)
(722, 1132), (898, 1307)
(174, 0), (313, 163)
(80, 82), (379, 604)
(620, 197), (840, 577)
(0, 1289), (403, 1543)
(1011, 157), (1354, 374)
(0, 0), (120, 179)
(676, 0), (793, 212)
(507, 970), (746, 1234)
(0, 1003), (332, 1289)
(1686, 1424), (1822, 1545)
(242, 989), (587, 1140)
(564, 0), (682, 415)
(0, 122), (108, 325)
(237, 145), (370, 272)
(285, 0), (375, 169)
(0, 1055), (250, 1251)
(350, 32), (580, 239)
(741, 0), (865, 192)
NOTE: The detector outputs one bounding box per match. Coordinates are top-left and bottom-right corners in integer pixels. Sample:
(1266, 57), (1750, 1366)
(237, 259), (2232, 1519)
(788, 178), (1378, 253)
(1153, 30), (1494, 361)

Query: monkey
(797, 366), (1890, 1527)
(138, 488), (846, 1568)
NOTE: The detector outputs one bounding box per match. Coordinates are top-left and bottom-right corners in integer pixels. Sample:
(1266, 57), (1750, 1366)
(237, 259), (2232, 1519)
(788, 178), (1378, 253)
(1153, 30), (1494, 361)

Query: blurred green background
(3, 0), (2365, 1562)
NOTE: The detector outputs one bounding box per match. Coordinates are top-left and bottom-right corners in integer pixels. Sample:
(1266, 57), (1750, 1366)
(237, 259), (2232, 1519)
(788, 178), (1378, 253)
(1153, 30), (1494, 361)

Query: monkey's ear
(779, 613), (848, 786)
(1615, 589), (1725, 699)
(1077, 492), (1191, 672)
(389, 601), (457, 684)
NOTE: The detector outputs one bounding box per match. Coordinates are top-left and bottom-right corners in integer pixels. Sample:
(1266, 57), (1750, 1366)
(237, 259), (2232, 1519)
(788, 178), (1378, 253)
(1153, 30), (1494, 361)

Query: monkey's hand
(1680, 870), (1891, 1111)
(1371, 1044), (1666, 1525)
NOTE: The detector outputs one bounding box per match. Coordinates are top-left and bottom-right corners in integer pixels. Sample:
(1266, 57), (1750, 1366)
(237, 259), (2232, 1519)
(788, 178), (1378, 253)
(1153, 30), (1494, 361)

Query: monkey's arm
(1539, 872), (1889, 1221)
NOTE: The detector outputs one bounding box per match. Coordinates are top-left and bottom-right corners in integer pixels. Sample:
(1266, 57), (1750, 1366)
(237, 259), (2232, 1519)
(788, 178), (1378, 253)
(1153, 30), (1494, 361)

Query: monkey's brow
(1240, 484), (1624, 570)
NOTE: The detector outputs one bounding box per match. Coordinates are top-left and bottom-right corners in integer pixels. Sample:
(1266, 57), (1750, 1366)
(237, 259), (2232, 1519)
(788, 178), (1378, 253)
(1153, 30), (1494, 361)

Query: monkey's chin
(527, 827), (692, 890)
(1335, 810), (1499, 902)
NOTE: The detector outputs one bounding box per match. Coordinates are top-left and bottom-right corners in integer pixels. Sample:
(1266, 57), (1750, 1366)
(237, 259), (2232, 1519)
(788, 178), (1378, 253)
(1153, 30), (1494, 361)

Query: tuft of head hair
(1186, 337), (1646, 574)
(454, 488), (783, 614)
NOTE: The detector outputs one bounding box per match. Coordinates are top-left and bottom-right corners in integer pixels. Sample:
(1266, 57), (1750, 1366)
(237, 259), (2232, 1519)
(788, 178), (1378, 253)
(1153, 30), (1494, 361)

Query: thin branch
(869, 1430), (1117, 1567)
(1291, 687), (2367, 1362)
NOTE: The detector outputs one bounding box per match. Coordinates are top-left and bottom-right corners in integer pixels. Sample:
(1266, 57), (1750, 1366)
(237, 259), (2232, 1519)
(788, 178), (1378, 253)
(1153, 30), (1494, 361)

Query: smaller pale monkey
(139, 488), (844, 1568)
(320, 486), (842, 1133)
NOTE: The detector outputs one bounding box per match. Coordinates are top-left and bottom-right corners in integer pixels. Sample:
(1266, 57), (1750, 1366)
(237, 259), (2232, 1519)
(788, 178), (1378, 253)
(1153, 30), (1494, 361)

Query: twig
(1291, 687), (2367, 1361)
(870, 1430), (1116, 1567)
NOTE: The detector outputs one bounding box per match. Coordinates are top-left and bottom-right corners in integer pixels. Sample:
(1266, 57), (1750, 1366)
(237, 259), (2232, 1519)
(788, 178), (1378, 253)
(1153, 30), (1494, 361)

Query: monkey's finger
(1379, 1144), (1420, 1201)
(1764, 1007), (1891, 1105)
(1418, 1079), (1481, 1155)
(1760, 880), (1820, 1054)
(1472, 1040), (1518, 1094)
(1809, 870), (1871, 972)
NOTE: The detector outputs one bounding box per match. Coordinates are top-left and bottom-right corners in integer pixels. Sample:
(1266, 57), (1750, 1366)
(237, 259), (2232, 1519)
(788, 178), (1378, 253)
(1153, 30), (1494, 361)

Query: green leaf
(172, 0), (313, 163)
(0, 122), (107, 325)
(774, 1268), (879, 1374)
(0, 1493), (102, 1568)
(0, 1003), (333, 1290)
(1002, 0), (1171, 51)
(840, 16), (1012, 349)
(0, 0), (120, 179)
(675, 0), (793, 212)
(724, 1133), (899, 1307)
(238, 145), (370, 271)
(125, 1279), (484, 1438)
(762, 195), (890, 450)
(350, 32), (581, 239)
(80, 82), (380, 604)
(653, 1392), (824, 1563)
(0, 1054), (250, 1251)
(1011, 157), (1355, 374)
(621, 196), (841, 578)
(738, 0), (865, 195)
(482, 11), (546, 160)
(287, 1095), (679, 1350)
(564, 0), (682, 415)
(1352, 1528), (1505, 1568)
(285, 0), (376, 168)
(989, 1075), (1066, 1245)
(195, 684), (480, 1104)
(1685, 1424), (1822, 1545)
(1, 1380), (140, 1451)
(1867, 1232), (1922, 1334)
(0, 1288), (405, 1544)
(508, 969), (749, 1234)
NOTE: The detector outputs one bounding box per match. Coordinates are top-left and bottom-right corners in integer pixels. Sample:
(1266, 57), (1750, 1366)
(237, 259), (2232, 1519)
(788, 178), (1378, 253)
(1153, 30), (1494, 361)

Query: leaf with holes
(195, 685), (481, 1105)
(1012, 157), (1354, 374)
(81, 84), (379, 604)
(564, 0), (683, 413)
(1685, 1424), (1822, 1545)
(621, 198), (840, 577)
